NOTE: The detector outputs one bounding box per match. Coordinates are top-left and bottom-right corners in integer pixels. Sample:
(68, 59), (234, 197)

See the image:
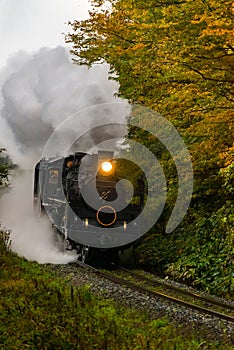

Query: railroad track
(74, 260), (234, 323)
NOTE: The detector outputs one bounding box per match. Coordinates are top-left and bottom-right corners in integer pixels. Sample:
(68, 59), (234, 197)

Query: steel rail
(74, 260), (234, 323)
(119, 267), (234, 312)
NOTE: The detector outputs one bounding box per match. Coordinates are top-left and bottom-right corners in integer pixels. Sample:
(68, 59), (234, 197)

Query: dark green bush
(166, 203), (234, 297)
(135, 203), (233, 298)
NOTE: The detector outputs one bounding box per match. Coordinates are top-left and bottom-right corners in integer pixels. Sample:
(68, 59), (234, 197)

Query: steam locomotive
(34, 150), (145, 264)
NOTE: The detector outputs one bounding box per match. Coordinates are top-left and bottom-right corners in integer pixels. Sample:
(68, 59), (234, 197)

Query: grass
(0, 230), (232, 350)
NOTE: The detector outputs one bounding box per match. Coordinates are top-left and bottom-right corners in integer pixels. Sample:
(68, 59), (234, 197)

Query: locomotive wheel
(81, 246), (89, 263)
(64, 239), (74, 251)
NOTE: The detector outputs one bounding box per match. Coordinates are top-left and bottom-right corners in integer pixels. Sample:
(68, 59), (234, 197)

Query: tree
(0, 149), (11, 187)
(67, 0), (233, 117)
(67, 0), (233, 211)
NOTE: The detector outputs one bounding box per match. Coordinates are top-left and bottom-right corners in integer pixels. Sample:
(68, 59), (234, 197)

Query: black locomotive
(34, 150), (145, 264)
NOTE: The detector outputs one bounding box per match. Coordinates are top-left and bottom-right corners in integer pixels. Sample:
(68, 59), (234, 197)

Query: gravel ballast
(46, 263), (234, 344)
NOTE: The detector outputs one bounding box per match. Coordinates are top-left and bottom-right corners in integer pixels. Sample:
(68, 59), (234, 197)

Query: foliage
(220, 161), (234, 197)
(1, 231), (231, 349)
(67, 0), (233, 116)
(127, 136), (234, 298)
(166, 202), (234, 297)
(135, 199), (233, 297)
(0, 149), (11, 187)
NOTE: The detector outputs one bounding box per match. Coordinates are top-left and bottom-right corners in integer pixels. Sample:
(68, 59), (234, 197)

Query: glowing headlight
(101, 161), (113, 173)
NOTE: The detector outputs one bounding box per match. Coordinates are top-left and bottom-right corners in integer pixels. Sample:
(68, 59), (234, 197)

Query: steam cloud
(0, 46), (127, 263)
(0, 172), (78, 264)
(0, 46), (127, 167)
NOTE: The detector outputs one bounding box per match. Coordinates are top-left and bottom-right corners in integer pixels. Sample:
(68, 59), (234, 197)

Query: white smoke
(0, 46), (127, 168)
(0, 172), (77, 263)
(0, 46), (128, 263)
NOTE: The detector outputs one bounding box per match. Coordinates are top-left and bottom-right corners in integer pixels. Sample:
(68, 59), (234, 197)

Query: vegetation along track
(75, 261), (234, 323)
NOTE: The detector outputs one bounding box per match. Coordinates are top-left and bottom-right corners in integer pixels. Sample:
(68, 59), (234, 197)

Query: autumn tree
(67, 0), (233, 116)
(67, 0), (234, 211)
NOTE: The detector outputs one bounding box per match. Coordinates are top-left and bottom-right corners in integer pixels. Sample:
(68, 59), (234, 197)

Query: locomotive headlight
(101, 161), (113, 173)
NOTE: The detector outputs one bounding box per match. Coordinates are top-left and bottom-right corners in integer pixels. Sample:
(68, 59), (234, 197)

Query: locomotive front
(34, 150), (145, 263)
